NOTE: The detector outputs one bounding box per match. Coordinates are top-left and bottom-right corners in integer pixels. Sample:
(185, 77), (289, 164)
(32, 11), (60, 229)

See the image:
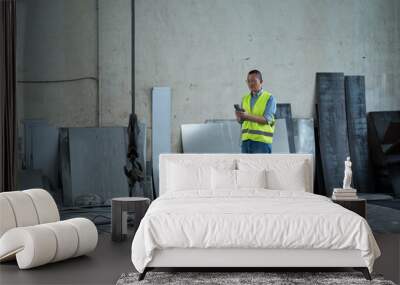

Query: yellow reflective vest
(241, 91), (275, 144)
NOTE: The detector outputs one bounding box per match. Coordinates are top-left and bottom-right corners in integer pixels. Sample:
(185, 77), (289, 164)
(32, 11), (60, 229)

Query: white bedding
(131, 190), (380, 273)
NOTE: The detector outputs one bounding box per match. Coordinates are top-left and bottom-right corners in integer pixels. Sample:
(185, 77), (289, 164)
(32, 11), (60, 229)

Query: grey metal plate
(182, 123), (239, 153)
(62, 127), (129, 206)
(17, 169), (44, 190)
(292, 118), (315, 155)
(369, 111), (400, 143)
(344, 76), (371, 192)
(317, 73), (350, 196)
(204, 119), (242, 153)
(152, 87), (172, 197)
(23, 119), (59, 192)
(276, 104), (295, 153)
(23, 119), (48, 169)
(271, 119), (289, 153)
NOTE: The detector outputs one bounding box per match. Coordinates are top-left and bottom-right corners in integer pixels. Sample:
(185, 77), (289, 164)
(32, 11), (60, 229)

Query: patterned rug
(116, 271), (396, 285)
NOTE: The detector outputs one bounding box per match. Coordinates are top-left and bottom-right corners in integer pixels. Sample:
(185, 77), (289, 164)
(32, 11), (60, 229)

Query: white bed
(131, 154), (380, 280)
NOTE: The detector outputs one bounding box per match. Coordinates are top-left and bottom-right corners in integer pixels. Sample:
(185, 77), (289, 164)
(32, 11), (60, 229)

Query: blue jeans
(241, 140), (272, 153)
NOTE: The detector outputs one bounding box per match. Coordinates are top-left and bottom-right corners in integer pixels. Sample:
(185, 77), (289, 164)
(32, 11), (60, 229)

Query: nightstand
(111, 197), (150, 242)
(332, 198), (366, 218)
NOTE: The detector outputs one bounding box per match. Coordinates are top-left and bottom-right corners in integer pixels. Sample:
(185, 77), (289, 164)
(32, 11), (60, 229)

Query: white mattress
(131, 190), (380, 273)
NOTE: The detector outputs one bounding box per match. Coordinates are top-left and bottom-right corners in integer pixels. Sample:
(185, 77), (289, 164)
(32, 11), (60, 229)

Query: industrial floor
(1, 206), (399, 285)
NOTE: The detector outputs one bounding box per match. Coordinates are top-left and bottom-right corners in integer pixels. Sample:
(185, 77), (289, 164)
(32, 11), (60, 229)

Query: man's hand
(235, 111), (247, 122)
(240, 112), (268, 124)
(236, 111), (267, 124)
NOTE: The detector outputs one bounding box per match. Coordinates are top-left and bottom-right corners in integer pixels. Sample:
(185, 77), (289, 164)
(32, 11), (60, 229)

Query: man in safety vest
(235, 70), (277, 153)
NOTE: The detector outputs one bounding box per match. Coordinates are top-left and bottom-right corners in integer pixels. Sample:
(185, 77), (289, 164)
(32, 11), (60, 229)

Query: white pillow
(266, 163), (307, 191)
(167, 162), (211, 191)
(167, 160), (236, 192)
(211, 168), (237, 190)
(236, 169), (267, 188)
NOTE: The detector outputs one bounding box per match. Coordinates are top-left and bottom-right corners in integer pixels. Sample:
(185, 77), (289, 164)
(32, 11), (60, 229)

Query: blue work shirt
(241, 89), (276, 124)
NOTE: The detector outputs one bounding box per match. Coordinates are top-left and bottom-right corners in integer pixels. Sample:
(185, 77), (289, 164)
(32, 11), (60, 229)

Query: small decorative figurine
(342, 157), (353, 189)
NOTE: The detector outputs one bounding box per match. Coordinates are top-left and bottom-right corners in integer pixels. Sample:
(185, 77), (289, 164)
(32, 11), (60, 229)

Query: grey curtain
(0, 0), (17, 192)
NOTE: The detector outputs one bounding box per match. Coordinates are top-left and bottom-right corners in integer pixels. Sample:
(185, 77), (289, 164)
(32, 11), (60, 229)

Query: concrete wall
(16, 0), (400, 156)
(16, 0), (98, 128)
(135, 0), (400, 153)
(98, 0), (132, 126)
(16, 0), (131, 129)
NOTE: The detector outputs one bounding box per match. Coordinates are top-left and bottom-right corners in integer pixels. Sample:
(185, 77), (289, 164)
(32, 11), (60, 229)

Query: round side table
(111, 197), (150, 242)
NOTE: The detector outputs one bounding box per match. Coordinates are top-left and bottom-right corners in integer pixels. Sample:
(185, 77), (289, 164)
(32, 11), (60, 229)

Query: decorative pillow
(236, 169), (267, 188)
(211, 168), (237, 190)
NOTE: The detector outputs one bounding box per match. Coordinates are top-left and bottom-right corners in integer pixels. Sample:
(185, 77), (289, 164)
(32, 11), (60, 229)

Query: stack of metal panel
(316, 73), (390, 197)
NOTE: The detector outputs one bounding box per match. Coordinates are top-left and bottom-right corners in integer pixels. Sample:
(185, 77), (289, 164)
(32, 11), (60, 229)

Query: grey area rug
(116, 272), (396, 285)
